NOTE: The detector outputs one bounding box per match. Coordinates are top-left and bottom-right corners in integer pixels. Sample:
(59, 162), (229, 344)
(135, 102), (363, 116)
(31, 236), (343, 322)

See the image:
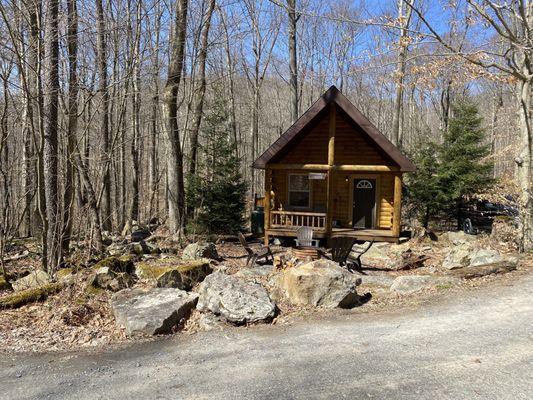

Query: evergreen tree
(407, 101), (493, 227)
(186, 93), (247, 234)
(406, 141), (442, 227)
(437, 101), (493, 213)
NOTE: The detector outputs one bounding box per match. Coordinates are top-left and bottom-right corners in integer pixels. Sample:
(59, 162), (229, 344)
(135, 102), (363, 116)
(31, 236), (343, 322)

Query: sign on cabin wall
(308, 173), (326, 180)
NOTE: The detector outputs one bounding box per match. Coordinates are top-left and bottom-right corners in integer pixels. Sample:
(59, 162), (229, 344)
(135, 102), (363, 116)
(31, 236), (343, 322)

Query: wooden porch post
(392, 173), (402, 238)
(326, 104), (336, 239)
(264, 167), (272, 245)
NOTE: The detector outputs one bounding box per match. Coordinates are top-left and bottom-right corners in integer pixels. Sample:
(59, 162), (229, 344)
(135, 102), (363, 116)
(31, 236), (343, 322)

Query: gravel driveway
(2, 275), (532, 400)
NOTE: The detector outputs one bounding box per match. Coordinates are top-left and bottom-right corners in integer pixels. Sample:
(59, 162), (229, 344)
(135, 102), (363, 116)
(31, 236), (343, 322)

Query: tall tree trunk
(391, 0), (413, 148)
(162, 0), (188, 235)
(96, 0), (112, 231)
(516, 77), (532, 251)
(148, 3), (162, 221)
(188, 0), (215, 176)
(129, 0), (142, 224)
(61, 0), (78, 255)
(287, 0), (298, 124)
(43, 0), (60, 272)
(219, 6), (238, 157)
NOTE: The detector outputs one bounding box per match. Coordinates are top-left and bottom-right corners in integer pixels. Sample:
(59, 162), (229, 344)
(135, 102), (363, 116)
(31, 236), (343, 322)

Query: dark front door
(353, 179), (376, 229)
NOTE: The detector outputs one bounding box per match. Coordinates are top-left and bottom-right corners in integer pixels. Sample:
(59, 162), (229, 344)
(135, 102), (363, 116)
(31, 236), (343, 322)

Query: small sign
(309, 172), (326, 180)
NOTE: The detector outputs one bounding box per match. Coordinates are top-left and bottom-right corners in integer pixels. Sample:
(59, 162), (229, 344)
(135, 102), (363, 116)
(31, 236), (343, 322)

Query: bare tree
(391, 0), (414, 148)
(42, 0), (61, 271)
(287, 0), (299, 123)
(96, 0), (112, 232)
(162, 0), (189, 235)
(189, 0), (216, 176)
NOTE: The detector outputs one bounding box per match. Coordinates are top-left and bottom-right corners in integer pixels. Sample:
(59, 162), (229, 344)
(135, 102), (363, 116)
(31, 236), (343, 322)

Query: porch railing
(270, 210), (326, 229)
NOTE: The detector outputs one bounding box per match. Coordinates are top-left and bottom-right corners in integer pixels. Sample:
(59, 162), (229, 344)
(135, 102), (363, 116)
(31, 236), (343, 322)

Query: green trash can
(251, 206), (265, 236)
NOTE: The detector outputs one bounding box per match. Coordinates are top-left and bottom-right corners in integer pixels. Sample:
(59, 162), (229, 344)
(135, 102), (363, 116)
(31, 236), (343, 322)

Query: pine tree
(407, 101), (493, 227)
(406, 141), (442, 227)
(437, 101), (493, 214)
(186, 93), (246, 234)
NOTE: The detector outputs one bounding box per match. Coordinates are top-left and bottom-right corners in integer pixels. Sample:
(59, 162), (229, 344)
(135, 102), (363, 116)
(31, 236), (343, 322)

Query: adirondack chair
(327, 236), (357, 267)
(238, 232), (274, 267)
(294, 226), (319, 247)
(327, 237), (374, 272)
(347, 240), (374, 271)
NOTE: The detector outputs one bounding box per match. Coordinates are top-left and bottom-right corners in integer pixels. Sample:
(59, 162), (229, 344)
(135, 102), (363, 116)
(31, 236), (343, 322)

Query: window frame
(287, 173), (311, 210)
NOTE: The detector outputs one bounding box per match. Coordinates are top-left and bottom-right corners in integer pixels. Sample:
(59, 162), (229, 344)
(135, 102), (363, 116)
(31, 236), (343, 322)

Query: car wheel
(463, 218), (474, 235)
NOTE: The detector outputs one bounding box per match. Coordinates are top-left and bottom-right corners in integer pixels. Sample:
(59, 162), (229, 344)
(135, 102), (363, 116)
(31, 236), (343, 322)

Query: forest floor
(0, 231), (531, 353)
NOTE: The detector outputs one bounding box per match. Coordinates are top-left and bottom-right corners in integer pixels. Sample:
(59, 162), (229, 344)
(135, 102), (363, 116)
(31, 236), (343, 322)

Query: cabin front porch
(265, 210), (399, 244)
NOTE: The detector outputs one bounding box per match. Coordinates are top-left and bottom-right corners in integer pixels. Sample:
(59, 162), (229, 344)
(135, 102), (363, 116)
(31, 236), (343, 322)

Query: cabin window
(356, 180), (373, 189)
(288, 174), (310, 208)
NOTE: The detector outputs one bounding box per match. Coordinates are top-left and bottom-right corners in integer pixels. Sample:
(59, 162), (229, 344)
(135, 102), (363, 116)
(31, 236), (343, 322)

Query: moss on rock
(135, 258), (212, 290)
(93, 255), (134, 274)
(0, 275), (11, 290)
(0, 283), (64, 309)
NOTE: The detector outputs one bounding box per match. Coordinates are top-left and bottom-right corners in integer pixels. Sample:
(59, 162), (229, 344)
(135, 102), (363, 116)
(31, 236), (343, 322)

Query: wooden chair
(328, 236), (357, 267)
(347, 240), (374, 271)
(238, 232), (274, 267)
(294, 226), (319, 247)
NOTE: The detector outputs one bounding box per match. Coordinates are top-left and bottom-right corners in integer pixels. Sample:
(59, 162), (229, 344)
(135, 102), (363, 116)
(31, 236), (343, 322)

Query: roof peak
(252, 86), (415, 172)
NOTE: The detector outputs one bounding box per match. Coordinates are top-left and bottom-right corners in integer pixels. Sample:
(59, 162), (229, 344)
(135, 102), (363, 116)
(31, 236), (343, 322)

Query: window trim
(287, 173), (311, 209)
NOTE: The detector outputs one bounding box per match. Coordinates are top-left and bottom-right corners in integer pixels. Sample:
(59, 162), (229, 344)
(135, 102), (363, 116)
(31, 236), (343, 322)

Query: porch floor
(265, 227), (398, 243)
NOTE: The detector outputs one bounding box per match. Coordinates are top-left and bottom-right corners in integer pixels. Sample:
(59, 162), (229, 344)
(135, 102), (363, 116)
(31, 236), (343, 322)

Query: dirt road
(2, 275), (532, 400)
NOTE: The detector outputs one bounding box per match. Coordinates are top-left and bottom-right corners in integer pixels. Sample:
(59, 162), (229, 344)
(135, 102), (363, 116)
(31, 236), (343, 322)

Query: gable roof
(252, 85), (416, 172)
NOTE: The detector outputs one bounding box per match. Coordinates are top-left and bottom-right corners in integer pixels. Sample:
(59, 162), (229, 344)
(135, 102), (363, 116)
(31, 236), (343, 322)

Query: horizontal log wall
(270, 170), (394, 230)
(268, 105), (397, 231)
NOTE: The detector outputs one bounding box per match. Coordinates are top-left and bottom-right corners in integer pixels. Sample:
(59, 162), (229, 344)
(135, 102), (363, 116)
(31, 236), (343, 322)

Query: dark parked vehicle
(458, 199), (519, 234)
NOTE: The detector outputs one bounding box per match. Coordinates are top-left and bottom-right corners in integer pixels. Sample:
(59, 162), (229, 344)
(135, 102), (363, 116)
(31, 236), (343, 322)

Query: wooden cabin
(253, 86), (416, 244)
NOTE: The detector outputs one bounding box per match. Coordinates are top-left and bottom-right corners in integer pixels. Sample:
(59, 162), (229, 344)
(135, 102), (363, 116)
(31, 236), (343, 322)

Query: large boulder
(11, 270), (50, 292)
(358, 243), (394, 268)
(196, 272), (275, 324)
(271, 259), (362, 308)
(182, 242), (219, 260)
(390, 275), (457, 294)
(88, 256), (135, 292)
(135, 259), (212, 290)
(156, 260), (212, 290)
(111, 288), (198, 336)
(469, 248), (502, 267)
(442, 244), (473, 270)
(234, 264), (274, 278)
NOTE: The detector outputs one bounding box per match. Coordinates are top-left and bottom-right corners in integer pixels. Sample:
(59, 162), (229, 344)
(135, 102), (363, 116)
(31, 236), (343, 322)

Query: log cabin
(253, 85), (416, 245)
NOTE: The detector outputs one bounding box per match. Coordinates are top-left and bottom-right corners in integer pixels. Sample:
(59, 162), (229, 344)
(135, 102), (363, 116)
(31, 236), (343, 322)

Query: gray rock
(359, 243), (394, 267)
(234, 264), (274, 278)
(106, 242), (129, 256)
(88, 256), (135, 292)
(107, 241), (160, 256)
(89, 266), (134, 292)
(271, 259), (362, 308)
(390, 275), (458, 294)
(111, 288), (198, 336)
(442, 244), (472, 270)
(198, 313), (224, 332)
(155, 260), (212, 290)
(358, 274), (396, 287)
(197, 272), (275, 324)
(444, 231), (477, 246)
(11, 270), (50, 292)
(469, 249), (502, 267)
(182, 242), (219, 260)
